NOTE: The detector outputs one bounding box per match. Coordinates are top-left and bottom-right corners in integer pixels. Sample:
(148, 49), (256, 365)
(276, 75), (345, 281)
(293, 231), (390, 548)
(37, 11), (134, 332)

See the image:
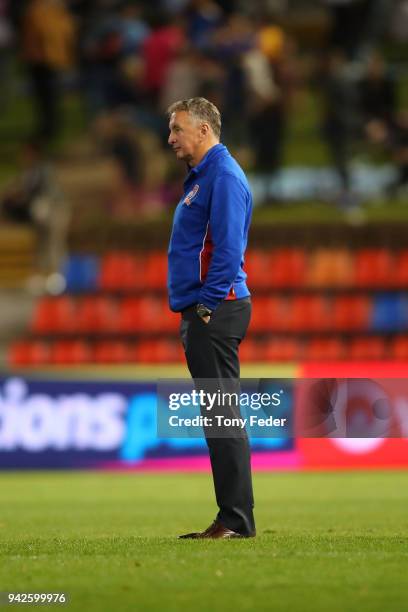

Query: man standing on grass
(167, 97), (255, 539)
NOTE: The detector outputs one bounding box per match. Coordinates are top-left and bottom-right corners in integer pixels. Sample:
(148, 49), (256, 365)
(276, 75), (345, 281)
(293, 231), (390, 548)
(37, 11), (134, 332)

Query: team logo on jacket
(183, 184), (200, 206)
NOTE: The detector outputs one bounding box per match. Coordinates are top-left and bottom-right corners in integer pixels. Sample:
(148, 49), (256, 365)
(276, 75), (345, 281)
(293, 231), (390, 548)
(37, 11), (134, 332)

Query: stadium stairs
(0, 225), (37, 365)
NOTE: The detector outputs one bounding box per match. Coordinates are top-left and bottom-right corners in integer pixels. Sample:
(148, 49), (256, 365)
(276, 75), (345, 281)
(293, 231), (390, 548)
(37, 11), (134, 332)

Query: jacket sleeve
(198, 172), (248, 310)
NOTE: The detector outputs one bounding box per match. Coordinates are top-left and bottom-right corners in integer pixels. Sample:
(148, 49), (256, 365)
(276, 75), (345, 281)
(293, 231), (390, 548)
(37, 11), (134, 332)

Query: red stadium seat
(243, 250), (272, 289)
(77, 296), (119, 333)
(390, 336), (408, 360)
(133, 339), (184, 362)
(99, 252), (144, 291)
(144, 251), (167, 290)
(51, 340), (92, 364)
(118, 297), (141, 333)
(93, 341), (132, 364)
(349, 337), (387, 360)
(269, 248), (307, 288)
(332, 296), (371, 331)
(305, 338), (345, 361)
(393, 250), (408, 288)
(354, 249), (394, 288)
(119, 296), (163, 333)
(265, 297), (291, 332)
(31, 298), (55, 333)
(264, 338), (300, 362)
(251, 296), (288, 332)
(154, 339), (185, 362)
(134, 340), (157, 362)
(286, 295), (332, 332)
(239, 339), (263, 362)
(8, 341), (50, 366)
(31, 296), (77, 334)
(250, 297), (268, 332)
(137, 296), (164, 332)
(159, 297), (180, 332)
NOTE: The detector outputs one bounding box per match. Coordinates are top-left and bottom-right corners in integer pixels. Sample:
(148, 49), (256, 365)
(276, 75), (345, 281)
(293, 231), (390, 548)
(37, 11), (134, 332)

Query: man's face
(168, 111), (203, 165)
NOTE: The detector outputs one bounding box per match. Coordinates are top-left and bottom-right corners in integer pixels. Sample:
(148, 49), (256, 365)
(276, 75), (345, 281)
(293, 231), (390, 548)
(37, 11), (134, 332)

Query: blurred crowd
(0, 0), (408, 226)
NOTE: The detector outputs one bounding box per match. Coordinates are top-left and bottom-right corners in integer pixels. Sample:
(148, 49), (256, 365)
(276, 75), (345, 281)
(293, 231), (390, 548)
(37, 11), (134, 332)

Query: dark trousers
(29, 63), (59, 141)
(180, 297), (255, 536)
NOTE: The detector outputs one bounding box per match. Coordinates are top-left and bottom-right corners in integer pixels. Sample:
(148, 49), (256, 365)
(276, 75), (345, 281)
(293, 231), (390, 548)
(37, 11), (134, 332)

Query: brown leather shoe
(179, 520), (255, 539)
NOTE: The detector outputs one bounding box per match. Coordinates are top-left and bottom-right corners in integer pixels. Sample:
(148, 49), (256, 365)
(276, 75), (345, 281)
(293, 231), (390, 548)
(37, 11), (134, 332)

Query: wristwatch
(196, 303), (212, 319)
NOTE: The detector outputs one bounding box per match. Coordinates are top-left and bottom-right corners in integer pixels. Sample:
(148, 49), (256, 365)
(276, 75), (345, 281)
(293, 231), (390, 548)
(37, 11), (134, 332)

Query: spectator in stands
(0, 0), (13, 111)
(116, 1), (150, 55)
(245, 14), (295, 202)
(209, 13), (254, 147)
(163, 0), (190, 14)
(141, 11), (185, 110)
(22, 0), (76, 142)
(194, 52), (225, 113)
(320, 49), (360, 206)
(356, 51), (407, 198)
(94, 110), (168, 218)
(107, 1), (150, 107)
(184, 0), (223, 49)
(1, 140), (53, 224)
(81, 5), (119, 113)
(94, 109), (142, 187)
(390, 0), (408, 42)
(388, 111), (408, 197)
(326, 0), (393, 61)
(325, 0), (369, 60)
(159, 44), (204, 112)
(0, 140), (69, 275)
(359, 51), (397, 144)
(7, 0), (28, 33)
(2, 0), (405, 214)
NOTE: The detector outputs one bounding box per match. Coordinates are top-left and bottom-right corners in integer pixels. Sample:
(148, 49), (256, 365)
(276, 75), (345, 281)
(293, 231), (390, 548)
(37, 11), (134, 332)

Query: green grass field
(1, 471), (408, 611)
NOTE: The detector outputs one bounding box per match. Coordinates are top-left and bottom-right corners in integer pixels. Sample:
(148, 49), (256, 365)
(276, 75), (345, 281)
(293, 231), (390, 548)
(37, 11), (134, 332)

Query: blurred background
(1, 0), (408, 470)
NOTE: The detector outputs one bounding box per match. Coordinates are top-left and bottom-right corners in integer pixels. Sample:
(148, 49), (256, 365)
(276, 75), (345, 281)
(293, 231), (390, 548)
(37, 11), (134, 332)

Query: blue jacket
(168, 144), (252, 312)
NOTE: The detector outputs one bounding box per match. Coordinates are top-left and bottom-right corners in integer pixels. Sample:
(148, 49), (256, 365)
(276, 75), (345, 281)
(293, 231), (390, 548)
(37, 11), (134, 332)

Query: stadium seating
(10, 246), (408, 364)
(332, 296), (372, 332)
(354, 249), (394, 289)
(371, 294), (408, 332)
(264, 338), (300, 361)
(51, 340), (91, 365)
(349, 337), (387, 361)
(393, 250), (408, 288)
(390, 336), (408, 360)
(133, 339), (184, 363)
(77, 296), (119, 333)
(31, 296), (77, 334)
(8, 340), (50, 366)
(242, 250), (270, 289)
(286, 295), (332, 332)
(251, 296), (288, 332)
(99, 252), (145, 291)
(306, 338), (345, 361)
(144, 251), (168, 290)
(238, 338), (262, 362)
(269, 248), (307, 288)
(306, 249), (353, 288)
(63, 255), (99, 293)
(93, 341), (132, 364)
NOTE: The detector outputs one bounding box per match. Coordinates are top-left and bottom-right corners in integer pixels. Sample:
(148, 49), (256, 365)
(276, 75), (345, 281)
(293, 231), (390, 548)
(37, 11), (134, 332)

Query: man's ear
(200, 122), (210, 138)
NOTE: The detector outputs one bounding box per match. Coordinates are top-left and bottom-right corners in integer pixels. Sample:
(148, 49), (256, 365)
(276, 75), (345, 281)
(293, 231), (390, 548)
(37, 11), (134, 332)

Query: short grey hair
(167, 97), (221, 139)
